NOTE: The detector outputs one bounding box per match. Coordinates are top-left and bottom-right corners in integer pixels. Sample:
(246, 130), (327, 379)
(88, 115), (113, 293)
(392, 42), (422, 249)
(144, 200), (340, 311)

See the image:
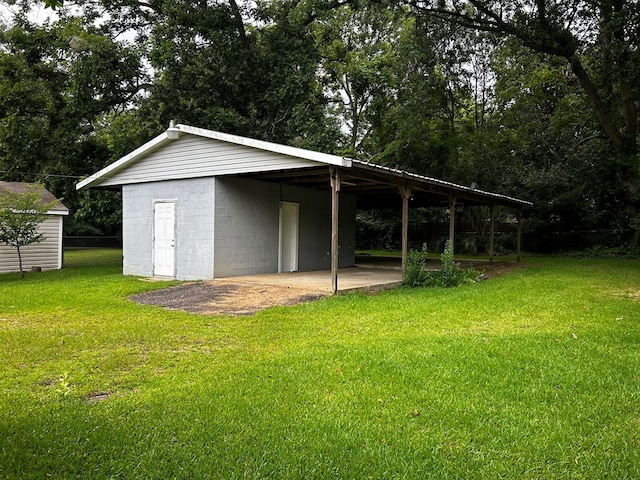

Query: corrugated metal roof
(76, 124), (531, 208)
(352, 160), (531, 207)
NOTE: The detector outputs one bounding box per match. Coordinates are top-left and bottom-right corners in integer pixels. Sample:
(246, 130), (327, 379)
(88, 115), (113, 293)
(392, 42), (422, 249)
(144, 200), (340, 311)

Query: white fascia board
(4, 208), (69, 215)
(57, 215), (63, 269)
(76, 132), (173, 190)
(172, 124), (352, 168)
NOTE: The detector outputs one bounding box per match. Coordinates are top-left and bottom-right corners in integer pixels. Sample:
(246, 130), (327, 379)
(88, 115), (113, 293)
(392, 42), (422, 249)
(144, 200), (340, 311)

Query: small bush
(403, 243), (430, 287)
(438, 240), (477, 287)
(404, 240), (476, 288)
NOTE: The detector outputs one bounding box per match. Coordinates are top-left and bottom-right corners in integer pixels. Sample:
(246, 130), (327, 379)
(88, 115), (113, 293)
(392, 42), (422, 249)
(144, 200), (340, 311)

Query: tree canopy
(0, 0), (638, 253)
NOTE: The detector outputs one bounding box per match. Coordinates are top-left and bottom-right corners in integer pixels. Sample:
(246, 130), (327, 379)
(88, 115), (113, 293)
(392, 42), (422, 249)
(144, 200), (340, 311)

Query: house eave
(76, 131), (174, 190)
(171, 124), (352, 168)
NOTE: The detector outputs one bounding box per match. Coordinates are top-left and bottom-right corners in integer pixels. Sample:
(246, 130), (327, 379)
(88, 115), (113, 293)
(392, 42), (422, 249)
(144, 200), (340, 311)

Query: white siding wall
(100, 135), (319, 187)
(0, 216), (63, 273)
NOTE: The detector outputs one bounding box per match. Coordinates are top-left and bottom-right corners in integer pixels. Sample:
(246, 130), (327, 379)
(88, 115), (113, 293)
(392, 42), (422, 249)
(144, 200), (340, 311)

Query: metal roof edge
(76, 132), (172, 190)
(173, 124), (352, 168)
(352, 159), (532, 207)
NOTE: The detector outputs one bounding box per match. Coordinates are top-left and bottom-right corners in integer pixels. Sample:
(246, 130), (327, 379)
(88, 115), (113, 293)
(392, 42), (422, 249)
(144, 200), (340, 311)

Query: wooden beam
(448, 194), (456, 246)
(330, 166), (341, 293)
(399, 186), (412, 274)
(489, 203), (496, 264)
(516, 208), (523, 263)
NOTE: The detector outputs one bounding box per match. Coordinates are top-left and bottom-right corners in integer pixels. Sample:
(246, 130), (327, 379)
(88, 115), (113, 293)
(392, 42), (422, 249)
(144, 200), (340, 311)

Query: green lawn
(1, 249), (639, 479)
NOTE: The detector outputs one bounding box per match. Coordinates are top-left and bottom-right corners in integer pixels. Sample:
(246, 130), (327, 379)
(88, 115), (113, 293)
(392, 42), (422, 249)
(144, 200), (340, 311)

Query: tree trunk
(17, 245), (24, 279)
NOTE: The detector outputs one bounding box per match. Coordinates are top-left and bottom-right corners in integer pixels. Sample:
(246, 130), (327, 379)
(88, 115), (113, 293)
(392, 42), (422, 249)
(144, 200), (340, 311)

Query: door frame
(278, 201), (299, 273)
(153, 200), (176, 277)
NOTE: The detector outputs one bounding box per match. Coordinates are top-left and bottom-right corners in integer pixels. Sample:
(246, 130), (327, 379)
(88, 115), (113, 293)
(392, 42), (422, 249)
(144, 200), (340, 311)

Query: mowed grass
(1, 249), (639, 479)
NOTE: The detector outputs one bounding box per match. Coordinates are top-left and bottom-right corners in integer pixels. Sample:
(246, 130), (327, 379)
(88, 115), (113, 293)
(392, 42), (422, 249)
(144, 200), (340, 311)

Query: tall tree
(402, 1), (640, 213)
(362, 15), (471, 178)
(315, 5), (401, 157)
(485, 40), (624, 250)
(0, 15), (147, 234)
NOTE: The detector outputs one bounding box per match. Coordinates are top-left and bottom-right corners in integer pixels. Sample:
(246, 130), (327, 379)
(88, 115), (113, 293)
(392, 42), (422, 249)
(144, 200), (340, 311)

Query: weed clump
(403, 243), (430, 287)
(403, 240), (476, 288)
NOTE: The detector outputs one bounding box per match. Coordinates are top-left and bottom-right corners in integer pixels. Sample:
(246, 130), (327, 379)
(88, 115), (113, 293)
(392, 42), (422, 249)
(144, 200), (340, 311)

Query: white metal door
(279, 202), (299, 273)
(153, 202), (175, 277)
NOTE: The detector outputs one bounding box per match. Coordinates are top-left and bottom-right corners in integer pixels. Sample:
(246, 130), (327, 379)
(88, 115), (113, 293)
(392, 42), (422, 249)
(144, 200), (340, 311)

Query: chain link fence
(63, 236), (123, 249)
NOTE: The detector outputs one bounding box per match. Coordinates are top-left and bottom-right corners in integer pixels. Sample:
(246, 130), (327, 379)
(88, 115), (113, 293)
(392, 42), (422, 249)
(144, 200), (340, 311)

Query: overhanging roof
(0, 181), (69, 215)
(76, 124), (350, 191)
(238, 159), (531, 209)
(77, 124), (531, 209)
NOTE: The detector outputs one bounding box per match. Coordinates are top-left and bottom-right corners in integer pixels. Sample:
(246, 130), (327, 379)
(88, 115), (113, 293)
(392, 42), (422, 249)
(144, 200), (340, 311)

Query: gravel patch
(131, 281), (328, 316)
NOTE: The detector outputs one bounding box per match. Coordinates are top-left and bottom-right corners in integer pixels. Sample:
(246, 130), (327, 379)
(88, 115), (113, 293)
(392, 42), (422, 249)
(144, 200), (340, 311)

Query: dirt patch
(85, 391), (111, 404)
(611, 289), (640, 301)
(131, 281), (328, 316)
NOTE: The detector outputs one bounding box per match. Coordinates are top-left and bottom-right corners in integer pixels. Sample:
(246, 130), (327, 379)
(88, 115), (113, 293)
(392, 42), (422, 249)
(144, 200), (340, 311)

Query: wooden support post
(399, 186), (412, 274)
(330, 167), (341, 293)
(448, 194), (456, 247)
(516, 207), (523, 263)
(489, 203), (496, 264)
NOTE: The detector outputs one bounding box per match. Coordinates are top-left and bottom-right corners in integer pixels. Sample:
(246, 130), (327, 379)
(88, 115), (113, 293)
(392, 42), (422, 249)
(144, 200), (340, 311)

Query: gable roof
(76, 124), (531, 209)
(76, 124), (351, 191)
(0, 182), (69, 215)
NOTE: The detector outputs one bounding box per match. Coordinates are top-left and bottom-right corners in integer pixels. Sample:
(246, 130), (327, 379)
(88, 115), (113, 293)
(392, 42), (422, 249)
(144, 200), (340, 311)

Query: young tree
(0, 185), (56, 278)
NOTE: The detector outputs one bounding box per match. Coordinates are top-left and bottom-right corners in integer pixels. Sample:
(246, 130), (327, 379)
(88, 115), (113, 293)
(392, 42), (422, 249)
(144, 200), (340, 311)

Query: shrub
(403, 240), (476, 288)
(438, 240), (477, 287)
(403, 243), (430, 287)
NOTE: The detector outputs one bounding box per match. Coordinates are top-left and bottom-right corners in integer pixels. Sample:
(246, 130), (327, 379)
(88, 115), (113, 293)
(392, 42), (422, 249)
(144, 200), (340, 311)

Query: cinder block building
(77, 124), (530, 287)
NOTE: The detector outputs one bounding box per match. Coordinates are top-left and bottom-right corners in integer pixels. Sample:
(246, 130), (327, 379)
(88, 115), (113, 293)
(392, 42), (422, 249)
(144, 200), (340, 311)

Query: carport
(78, 124), (531, 288)
(236, 160), (532, 293)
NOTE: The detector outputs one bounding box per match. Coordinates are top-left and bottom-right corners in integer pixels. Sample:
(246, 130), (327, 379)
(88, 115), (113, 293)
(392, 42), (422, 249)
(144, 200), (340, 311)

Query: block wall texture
(122, 178), (215, 280)
(281, 184), (356, 270)
(213, 178), (356, 277)
(213, 178), (280, 277)
(121, 176), (356, 280)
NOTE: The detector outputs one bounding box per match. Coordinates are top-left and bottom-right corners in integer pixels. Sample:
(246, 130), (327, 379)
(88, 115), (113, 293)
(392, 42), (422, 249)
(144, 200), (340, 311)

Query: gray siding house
(0, 182), (69, 274)
(77, 125), (356, 281)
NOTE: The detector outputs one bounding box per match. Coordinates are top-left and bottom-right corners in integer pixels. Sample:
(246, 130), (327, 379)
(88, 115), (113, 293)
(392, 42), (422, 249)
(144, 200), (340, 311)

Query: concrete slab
(217, 266), (403, 294)
(212, 256), (500, 295)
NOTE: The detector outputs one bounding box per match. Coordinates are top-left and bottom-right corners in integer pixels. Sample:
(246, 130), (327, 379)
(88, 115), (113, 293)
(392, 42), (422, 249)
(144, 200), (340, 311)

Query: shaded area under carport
(238, 161), (532, 292)
(217, 266), (403, 294)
